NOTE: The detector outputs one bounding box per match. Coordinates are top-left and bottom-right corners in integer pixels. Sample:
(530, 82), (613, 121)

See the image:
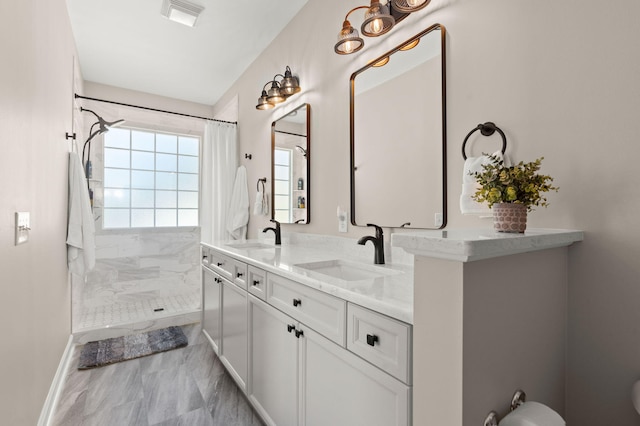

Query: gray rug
(78, 326), (188, 370)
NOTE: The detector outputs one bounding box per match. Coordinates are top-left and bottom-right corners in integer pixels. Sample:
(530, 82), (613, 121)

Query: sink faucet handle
(270, 219), (281, 229)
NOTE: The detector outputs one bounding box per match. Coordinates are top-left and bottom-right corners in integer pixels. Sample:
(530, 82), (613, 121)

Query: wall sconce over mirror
(256, 66), (301, 110)
(271, 104), (310, 225)
(334, 0), (431, 55)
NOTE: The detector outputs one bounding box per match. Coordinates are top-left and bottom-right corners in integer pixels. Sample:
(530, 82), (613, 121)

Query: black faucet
(357, 223), (385, 265)
(263, 219), (281, 245)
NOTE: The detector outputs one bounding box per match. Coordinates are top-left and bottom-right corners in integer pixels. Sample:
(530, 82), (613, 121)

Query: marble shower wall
(72, 227), (201, 332)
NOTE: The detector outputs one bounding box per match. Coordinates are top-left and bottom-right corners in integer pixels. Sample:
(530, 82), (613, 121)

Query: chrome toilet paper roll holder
(484, 389), (526, 426)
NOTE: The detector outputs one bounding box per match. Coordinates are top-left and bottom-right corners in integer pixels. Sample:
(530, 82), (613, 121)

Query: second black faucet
(263, 219), (281, 245)
(357, 223), (385, 265)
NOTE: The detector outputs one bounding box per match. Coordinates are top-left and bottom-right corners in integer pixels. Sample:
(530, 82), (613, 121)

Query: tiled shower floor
(76, 291), (201, 331)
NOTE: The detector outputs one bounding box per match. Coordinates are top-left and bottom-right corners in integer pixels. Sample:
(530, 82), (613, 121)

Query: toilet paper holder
(483, 389), (527, 426)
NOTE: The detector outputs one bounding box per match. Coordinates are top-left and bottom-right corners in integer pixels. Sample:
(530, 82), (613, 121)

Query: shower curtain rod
(74, 94), (237, 125)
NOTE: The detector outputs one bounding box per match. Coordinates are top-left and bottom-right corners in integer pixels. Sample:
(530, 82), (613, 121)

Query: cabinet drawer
(247, 265), (267, 301)
(267, 273), (346, 346)
(347, 303), (412, 384)
(201, 247), (211, 267)
(208, 251), (233, 281)
(227, 257), (248, 290)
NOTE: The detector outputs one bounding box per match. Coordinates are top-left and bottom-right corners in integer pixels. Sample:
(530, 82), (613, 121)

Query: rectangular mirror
(350, 24), (446, 229)
(272, 103), (310, 224)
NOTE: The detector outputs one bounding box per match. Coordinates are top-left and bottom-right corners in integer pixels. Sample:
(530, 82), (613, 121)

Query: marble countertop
(392, 228), (584, 262)
(202, 238), (415, 324)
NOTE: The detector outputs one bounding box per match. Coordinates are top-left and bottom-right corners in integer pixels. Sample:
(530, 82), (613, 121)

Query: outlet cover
(434, 212), (443, 227)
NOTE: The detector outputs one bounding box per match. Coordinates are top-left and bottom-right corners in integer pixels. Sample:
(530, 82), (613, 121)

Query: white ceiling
(66, 0), (308, 106)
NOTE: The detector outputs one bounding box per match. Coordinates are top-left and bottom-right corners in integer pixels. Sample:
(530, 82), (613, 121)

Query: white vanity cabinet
(248, 295), (299, 426)
(201, 247), (248, 390)
(220, 278), (248, 391)
(202, 266), (222, 353)
(202, 243), (413, 426)
(248, 294), (411, 426)
(302, 325), (411, 426)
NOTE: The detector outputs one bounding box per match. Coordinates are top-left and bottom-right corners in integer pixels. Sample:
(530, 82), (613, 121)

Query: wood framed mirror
(350, 24), (446, 229)
(271, 103), (310, 224)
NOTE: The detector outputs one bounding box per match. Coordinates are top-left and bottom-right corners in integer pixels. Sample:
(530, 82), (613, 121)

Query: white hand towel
(253, 188), (269, 216)
(460, 150), (505, 215)
(226, 166), (249, 240)
(253, 190), (264, 215)
(66, 152), (96, 276)
(261, 191), (269, 216)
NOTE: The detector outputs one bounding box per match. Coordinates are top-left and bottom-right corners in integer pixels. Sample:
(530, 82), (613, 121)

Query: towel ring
(257, 177), (267, 192)
(461, 122), (507, 160)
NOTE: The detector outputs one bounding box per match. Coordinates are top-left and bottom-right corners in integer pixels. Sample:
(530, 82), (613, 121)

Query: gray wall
(0, 0), (77, 423)
(212, 0), (640, 423)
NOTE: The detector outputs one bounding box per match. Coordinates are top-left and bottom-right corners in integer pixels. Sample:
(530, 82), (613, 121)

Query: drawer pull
(252, 280), (260, 286)
(217, 262), (224, 267)
(287, 324), (295, 333)
(293, 298), (302, 307)
(236, 272), (244, 278)
(295, 329), (304, 338)
(366, 334), (379, 346)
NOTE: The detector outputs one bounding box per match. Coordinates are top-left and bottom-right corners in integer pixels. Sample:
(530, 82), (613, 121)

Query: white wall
(212, 0), (640, 424)
(0, 0), (78, 423)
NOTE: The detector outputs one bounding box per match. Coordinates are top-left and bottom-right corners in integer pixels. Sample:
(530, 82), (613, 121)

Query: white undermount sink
(224, 242), (274, 250)
(294, 259), (401, 281)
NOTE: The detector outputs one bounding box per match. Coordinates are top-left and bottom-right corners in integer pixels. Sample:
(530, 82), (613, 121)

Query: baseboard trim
(37, 335), (74, 426)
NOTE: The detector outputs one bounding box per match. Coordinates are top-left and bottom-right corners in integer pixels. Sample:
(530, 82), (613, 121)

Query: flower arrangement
(471, 155), (559, 212)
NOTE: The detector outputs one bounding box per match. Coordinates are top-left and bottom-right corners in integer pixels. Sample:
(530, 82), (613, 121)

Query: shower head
(81, 107), (126, 136)
(80, 107), (127, 174)
(295, 145), (307, 157)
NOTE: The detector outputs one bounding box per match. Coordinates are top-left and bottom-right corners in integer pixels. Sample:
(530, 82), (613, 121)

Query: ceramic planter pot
(492, 203), (527, 233)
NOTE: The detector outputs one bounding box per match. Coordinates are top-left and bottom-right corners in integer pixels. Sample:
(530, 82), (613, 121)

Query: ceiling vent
(161, 0), (204, 27)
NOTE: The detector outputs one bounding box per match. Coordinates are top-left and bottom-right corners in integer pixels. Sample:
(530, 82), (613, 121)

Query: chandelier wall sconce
(334, 0), (431, 55)
(255, 66), (302, 110)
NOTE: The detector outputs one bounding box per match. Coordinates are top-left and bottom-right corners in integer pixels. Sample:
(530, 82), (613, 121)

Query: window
(103, 127), (199, 229)
(273, 148), (292, 222)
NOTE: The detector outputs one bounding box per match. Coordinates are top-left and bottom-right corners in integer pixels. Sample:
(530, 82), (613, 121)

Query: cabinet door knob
(293, 298), (302, 307)
(287, 324), (295, 333)
(252, 280), (260, 286)
(237, 272), (244, 278)
(366, 334), (379, 346)
(295, 329), (304, 338)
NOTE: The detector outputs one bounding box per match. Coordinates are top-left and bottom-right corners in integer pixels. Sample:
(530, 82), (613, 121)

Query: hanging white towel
(226, 166), (250, 240)
(460, 150), (505, 215)
(261, 191), (269, 216)
(67, 152), (96, 276)
(253, 189), (269, 216)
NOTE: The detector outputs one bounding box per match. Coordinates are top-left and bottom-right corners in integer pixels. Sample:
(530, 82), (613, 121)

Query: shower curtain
(200, 121), (238, 244)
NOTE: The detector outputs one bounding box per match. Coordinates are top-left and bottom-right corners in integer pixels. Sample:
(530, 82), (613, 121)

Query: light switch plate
(15, 212), (30, 245)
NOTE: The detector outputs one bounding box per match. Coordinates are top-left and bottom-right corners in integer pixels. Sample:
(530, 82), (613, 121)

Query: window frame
(101, 126), (200, 230)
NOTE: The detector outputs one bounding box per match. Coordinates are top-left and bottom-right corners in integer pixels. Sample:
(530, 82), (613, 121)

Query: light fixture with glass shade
(361, 0), (395, 37)
(392, 0), (431, 13)
(334, 0), (432, 55)
(255, 66), (302, 110)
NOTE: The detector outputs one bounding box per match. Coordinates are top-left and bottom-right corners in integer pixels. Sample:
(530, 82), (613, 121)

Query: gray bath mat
(78, 326), (188, 369)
